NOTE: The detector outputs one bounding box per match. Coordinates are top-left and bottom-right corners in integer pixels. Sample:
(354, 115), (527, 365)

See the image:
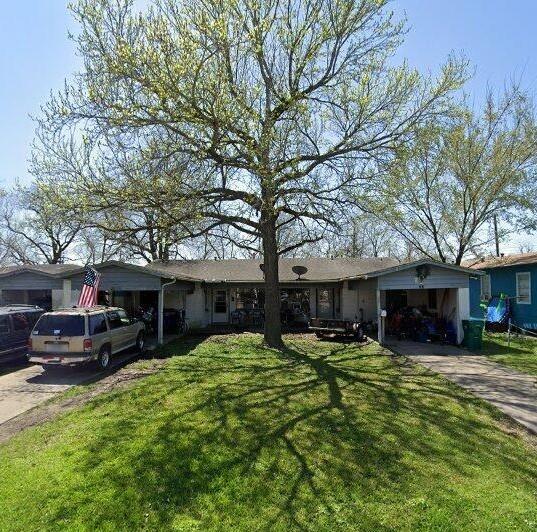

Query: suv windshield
(33, 315), (85, 337)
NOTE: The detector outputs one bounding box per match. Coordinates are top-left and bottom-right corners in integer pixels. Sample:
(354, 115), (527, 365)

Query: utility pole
(493, 215), (500, 257)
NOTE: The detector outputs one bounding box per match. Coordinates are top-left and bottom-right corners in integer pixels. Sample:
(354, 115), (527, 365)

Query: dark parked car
(0, 305), (44, 362)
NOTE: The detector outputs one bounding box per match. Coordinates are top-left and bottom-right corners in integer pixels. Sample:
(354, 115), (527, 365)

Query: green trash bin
(463, 319), (484, 350)
(461, 320), (470, 347)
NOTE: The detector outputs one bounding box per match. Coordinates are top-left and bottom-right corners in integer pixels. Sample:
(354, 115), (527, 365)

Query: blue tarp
(485, 294), (510, 324)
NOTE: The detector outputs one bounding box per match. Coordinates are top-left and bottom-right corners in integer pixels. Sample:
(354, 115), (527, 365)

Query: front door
(317, 288), (334, 319)
(212, 289), (229, 323)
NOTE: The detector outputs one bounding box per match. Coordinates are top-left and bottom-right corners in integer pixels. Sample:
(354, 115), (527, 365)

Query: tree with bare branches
(0, 187), (81, 264)
(364, 87), (537, 264)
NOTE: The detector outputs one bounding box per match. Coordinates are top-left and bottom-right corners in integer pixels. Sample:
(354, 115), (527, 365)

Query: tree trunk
(261, 215), (283, 349)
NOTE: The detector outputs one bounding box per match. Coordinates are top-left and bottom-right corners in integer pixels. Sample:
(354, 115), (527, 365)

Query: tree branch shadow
(50, 335), (537, 530)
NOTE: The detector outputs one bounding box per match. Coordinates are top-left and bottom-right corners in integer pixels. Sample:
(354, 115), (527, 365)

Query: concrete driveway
(0, 351), (139, 425)
(388, 340), (537, 434)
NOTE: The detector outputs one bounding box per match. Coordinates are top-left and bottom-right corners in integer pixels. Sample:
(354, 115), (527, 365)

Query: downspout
(158, 278), (177, 345)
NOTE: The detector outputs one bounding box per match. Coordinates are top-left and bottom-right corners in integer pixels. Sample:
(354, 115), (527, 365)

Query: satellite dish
(292, 265), (308, 280)
(259, 263), (265, 272)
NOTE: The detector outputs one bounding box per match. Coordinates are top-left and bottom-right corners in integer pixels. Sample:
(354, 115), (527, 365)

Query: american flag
(77, 267), (101, 307)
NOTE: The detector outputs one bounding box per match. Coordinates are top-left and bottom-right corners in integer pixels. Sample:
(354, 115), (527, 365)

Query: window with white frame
(516, 272), (531, 304)
(480, 274), (491, 300)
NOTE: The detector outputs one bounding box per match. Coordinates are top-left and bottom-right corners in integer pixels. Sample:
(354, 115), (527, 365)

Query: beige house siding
(356, 278), (378, 322)
(340, 281), (358, 320)
(185, 283), (208, 329)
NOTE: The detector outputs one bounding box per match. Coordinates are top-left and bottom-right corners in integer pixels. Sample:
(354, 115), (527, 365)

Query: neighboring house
(466, 252), (537, 330)
(0, 257), (482, 344)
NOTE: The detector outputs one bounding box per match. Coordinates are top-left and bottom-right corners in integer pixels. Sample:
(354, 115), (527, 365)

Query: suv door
(30, 313), (87, 355)
(105, 310), (129, 353)
(88, 313), (110, 355)
(0, 315), (14, 356)
(11, 313), (31, 351)
(117, 309), (138, 348)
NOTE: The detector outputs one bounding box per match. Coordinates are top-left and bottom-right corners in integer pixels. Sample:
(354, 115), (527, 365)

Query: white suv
(28, 306), (145, 370)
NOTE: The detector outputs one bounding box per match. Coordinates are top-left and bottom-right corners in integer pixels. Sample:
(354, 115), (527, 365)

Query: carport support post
(157, 289), (164, 345)
(376, 288), (384, 344)
(158, 279), (177, 345)
(62, 279), (71, 308)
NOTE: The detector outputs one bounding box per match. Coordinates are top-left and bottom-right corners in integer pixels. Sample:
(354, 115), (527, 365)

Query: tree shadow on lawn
(481, 334), (535, 356)
(56, 336), (537, 530)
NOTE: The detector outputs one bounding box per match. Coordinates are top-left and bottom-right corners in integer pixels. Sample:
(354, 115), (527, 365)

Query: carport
(349, 260), (483, 345)
(0, 265), (80, 311)
(0, 262), (195, 345)
(63, 262), (195, 344)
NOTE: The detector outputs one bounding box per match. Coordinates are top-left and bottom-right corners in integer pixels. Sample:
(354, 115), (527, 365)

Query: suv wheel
(96, 346), (111, 371)
(136, 332), (145, 353)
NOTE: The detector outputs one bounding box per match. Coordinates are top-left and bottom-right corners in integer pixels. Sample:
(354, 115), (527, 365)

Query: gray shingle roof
(145, 257), (400, 282)
(464, 252), (537, 270)
(0, 257), (479, 283)
(59, 260), (182, 280)
(347, 258), (483, 279)
(0, 264), (81, 277)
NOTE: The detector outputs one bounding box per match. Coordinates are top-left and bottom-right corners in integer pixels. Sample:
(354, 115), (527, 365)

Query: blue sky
(0, 2), (78, 187)
(396, 0), (537, 98)
(0, 1), (536, 248)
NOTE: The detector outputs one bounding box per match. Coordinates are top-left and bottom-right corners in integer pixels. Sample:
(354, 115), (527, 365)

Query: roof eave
(201, 278), (344, 284)
(476, 261), (537, 270)
(61, 260), (195, 281)
(342, 259), (485, 281)
(0, 267), (79, 279)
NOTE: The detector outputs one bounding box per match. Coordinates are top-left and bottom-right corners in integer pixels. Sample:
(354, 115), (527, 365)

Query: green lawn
(1, 334), (536, 531)
(481, 332), (537, 376)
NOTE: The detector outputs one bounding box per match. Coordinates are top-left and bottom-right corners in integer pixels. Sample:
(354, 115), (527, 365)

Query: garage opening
(1, 289), (53, 311)
(384, 288), (458, 344)
(124, 290), (186, 337)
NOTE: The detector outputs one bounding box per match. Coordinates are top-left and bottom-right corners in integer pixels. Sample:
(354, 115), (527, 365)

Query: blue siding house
(467, 253), (537, 329)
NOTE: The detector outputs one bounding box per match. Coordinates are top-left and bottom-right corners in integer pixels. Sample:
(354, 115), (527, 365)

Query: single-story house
(0, 258), (482, 344)
(466, 252), (537, 330)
